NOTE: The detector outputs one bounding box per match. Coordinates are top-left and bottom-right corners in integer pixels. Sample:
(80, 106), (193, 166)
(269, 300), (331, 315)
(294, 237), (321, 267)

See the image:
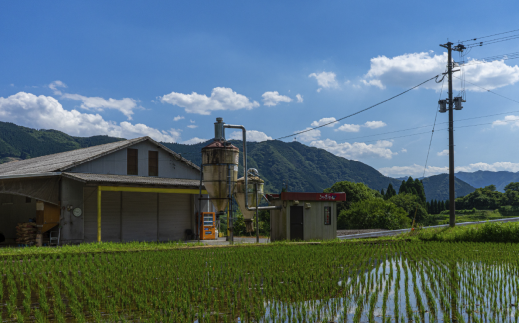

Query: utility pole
(439, 41), (465, 227)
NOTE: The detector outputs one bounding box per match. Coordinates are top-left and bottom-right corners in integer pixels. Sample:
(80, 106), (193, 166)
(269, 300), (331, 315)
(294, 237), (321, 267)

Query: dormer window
(149, 151), (158, 176)
(127, 148), (138, 175)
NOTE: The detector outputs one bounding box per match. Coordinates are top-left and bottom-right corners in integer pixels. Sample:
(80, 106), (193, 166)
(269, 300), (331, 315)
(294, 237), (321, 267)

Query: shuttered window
(127, 149), (138, 175)
(148, 151), (158, 176)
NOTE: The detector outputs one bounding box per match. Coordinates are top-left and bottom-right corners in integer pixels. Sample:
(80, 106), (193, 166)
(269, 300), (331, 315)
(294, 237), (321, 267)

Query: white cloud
(190, 119), (195, 123)
(309, 72), (339, 92)
(379, 162), (519, 177)
(295, 128), (321, 142)
(61, 93), (138, 120)
(296, 94), (303, 103)
(362, 52), (519, 91)
(364, 121), (386, 129)
(335, 124), (361, 132)
(361, 79), (385, 89)
(311, 117), (337, 128)
(0, 92), (181, 142)
(229, 130), (272, 142)
(182, 137), (207, 145)
(262, 91), (292, 106)
(311, 139), (396, 159)
(187, 125), (198, 129)
(49, 80), (67, 95)
(335, 120), (386, 132)
(492, 115), (519, 127)
(401, 148), (407, 153)
(173, 115), (184, 121)
(160, 87), (259, 115)
(437, 149), (449, 156)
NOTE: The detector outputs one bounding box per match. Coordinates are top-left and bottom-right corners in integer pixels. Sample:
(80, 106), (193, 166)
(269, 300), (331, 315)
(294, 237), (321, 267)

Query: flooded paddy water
(0, 241), (517, 322)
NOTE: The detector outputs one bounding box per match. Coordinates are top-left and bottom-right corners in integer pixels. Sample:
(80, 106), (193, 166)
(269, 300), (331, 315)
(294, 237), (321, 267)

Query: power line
(457, 56), (519, 67)
(455, 52), (519, 65)
(275, 74), (440, 140)
(466, 36), (519, 48)
(339, 110), (519, 142)
(460, 29), (519, 42)
(317, 117), (519, 147)
(464, 35), (519, 46)
(452, 76), (519, 103)
(423, 75), (445, 178)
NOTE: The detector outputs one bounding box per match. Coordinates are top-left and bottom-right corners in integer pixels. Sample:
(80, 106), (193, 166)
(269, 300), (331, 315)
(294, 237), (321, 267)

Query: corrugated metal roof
(0, 136), (200, 176)
(63, 172), (203, 188)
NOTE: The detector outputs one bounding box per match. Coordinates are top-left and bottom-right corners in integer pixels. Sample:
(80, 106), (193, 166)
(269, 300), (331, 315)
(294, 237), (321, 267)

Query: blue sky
(0, 1), (518, 177)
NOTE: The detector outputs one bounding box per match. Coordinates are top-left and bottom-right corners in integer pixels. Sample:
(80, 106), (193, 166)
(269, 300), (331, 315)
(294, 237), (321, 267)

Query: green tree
(504, 182), (519, 192)
(426, 201), (430, 213)
(414, 179), (427, 204)
(324, 181), (380, 216)
(398, 180), (407, 194)
(258, 210), (270, 236)
(232, 212), (246, 236)
(388, 193), (428, 223)
(397, 177), (426, 207)
(381, 188), (385, 196)
(384, 183), (397, 200)
(338, 199), (410, 230)
(505, 187), (519, 206)
(484, 184), (497, 192)
(455, 187), (506, 210)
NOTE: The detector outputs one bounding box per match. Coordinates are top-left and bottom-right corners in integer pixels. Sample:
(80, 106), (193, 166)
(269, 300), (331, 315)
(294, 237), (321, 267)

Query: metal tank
(235, 173), (264, 232)
(201, 118), (239, 213)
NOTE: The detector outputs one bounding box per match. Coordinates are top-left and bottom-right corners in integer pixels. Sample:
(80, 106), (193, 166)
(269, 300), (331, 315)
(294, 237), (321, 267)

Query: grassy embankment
(0, 240), (204, 258)
(0, 219), (516, 258)
(427, 209), (517, 225)
(400, 220), (519, 243)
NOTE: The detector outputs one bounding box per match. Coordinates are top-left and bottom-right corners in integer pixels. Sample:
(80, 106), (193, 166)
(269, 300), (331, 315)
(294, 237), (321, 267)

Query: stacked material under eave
(16, 222), (37, 244)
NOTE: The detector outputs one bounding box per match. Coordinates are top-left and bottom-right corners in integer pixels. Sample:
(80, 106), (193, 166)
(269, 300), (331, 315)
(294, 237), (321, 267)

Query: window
(324, 206), (331, 225)
(127, 148), (138, 175)
(148, 151), (158, 176)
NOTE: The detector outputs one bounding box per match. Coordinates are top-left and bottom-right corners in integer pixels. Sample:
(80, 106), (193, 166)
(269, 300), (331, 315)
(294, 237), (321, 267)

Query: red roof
(269, 192), (346, 202)
(202, 140), (239, 151)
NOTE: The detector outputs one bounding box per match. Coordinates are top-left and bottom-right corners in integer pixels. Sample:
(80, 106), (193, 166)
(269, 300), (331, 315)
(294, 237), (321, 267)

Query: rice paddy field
(0, 241), (517, 322)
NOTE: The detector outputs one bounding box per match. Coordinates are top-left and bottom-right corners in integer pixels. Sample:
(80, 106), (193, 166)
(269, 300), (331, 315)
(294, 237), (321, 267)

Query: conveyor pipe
(223, 124), (281, 211)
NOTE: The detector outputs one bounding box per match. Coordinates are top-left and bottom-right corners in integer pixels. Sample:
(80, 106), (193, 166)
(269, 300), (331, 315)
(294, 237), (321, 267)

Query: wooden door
(290, 206), (304, 241)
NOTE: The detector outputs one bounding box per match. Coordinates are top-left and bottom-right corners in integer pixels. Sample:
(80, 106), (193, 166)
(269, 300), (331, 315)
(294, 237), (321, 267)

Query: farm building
(268, 192), (346, 241)
(0, 136), (212, 244)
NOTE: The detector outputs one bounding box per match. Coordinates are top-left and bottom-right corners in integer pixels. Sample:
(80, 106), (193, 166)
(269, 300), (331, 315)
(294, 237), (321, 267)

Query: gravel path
(337, 229), (388, 236)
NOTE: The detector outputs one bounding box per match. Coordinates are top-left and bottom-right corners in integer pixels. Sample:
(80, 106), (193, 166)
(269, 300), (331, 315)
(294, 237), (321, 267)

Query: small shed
(268, 192), (346, 241)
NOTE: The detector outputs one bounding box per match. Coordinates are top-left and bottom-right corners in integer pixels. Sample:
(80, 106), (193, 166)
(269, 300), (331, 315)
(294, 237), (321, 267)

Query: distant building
(0, 136), (211, 244)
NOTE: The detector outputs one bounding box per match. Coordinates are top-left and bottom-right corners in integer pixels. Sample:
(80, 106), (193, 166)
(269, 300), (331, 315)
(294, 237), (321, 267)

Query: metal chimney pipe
(214, 118), (225, 140)
(223, 123), (281, 212)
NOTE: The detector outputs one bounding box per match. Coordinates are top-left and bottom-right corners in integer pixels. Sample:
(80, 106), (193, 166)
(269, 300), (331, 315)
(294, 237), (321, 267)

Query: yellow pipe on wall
(96, 185), (208, 242)
(97, 186), (101, 243)
(99, 186), (207, 195)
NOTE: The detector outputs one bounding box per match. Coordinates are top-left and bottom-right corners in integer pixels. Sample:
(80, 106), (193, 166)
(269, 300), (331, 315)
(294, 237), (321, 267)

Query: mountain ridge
(0, 120), (497, 201)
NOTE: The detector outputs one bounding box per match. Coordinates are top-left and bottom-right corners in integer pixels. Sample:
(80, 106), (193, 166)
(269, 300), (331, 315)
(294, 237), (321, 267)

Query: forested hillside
(455, 170), (519, 192)
(421, 174), (476, 201)
(0, 121), (485, 200)
(0, 121), (124, 163)
(164, 140), (403, 193)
